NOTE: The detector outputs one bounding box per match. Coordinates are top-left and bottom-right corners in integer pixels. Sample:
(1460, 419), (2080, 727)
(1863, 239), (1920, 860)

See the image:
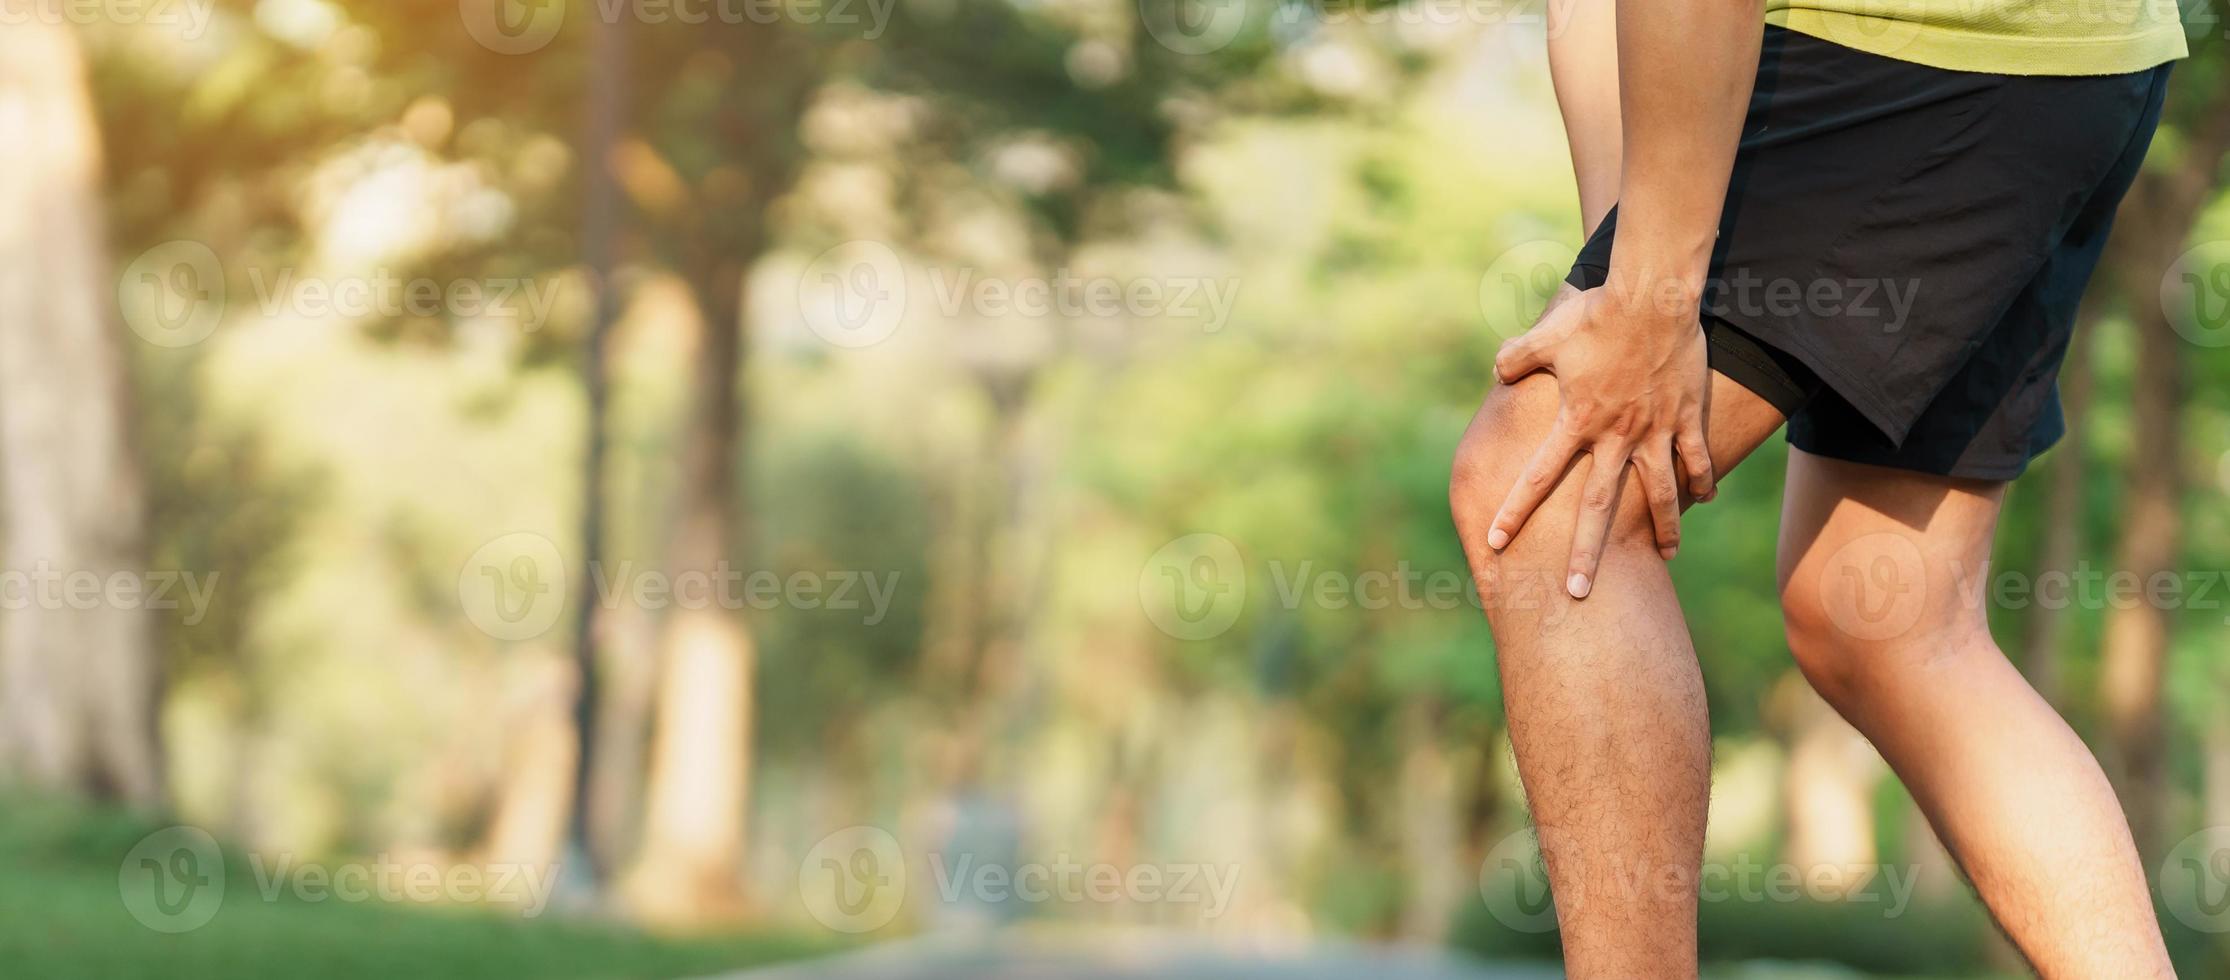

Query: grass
(0, 793), (828, 980)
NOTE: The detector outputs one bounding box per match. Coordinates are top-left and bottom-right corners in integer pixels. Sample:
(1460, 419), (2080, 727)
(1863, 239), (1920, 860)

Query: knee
(1448, 378), (1549, 608)
(1449, 374), (1560, 530)
(1779, 586), (1870, 706)
(1448, 375), (1654, 606)
(1447, 411), (1516, 547)
(1777, 538), (1989, 707)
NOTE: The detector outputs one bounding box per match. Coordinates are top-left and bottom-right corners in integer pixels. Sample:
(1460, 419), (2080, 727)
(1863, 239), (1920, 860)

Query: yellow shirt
(1766, 0), (2190, 75)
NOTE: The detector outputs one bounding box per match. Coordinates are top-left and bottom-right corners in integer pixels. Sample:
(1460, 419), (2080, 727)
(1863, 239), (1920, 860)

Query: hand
(1486, 285), (1716, 598)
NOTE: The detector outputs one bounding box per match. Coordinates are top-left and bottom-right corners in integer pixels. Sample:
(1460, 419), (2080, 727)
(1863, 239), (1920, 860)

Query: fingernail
(1660, 546), (1677, 560)
(1567, 573), (1590, 598)
(1487, 528), (1509, 550)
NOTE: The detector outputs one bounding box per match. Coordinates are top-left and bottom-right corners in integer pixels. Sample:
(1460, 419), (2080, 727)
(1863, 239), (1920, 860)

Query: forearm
(1547, 0), (1622, 238)
(1610, 0), (1764, 315)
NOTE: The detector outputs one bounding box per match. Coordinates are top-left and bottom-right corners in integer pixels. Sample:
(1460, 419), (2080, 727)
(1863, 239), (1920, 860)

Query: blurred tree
(616, 0), (1297, 920)
(567, 1), (630, 893)
(2095, 13), (2229, 855)
(606, 15), (819, 924)
(2023, 326), (2090, 705)
(0, 12), (162, 806)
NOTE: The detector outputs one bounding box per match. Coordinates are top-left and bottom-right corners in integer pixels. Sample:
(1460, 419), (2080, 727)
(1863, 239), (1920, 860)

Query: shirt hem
(1765, 9), (2190, 76)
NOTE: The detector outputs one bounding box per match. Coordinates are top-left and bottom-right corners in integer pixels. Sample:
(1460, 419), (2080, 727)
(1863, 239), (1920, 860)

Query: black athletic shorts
(1565, 26), (2174, 480)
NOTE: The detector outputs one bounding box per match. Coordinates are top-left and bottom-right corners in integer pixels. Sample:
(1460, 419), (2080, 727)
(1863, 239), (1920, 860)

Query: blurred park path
(709, 933), (1558, 980)
(704, 932), (1929, 980)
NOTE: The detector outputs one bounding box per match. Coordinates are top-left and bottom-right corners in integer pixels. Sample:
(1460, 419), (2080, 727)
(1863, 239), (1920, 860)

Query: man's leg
(1777, 449), (2174, 978)
(1449, 354), (1788, 978)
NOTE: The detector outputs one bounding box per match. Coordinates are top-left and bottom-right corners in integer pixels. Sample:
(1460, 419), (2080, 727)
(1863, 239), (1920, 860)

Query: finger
(1565, 443), (1630, 599)
(1493, 299), (1577, 383)
(1493, 330), (1552, 384)
(1676, 407), (1715, 502)
(1636, 442), (1682, 560)
(1486, 423), (1583, 551)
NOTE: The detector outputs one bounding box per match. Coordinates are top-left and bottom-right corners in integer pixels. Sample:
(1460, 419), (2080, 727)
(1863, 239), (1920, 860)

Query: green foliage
(0, 792), (827, 979)
(51, 0), (2230, 973)
(751, 433), (935, 751)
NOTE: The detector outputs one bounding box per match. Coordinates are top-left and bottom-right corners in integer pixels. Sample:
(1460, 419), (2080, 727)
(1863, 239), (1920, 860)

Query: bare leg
(1449, 362), (1786, 978)
(1777, 449), (2174, 978)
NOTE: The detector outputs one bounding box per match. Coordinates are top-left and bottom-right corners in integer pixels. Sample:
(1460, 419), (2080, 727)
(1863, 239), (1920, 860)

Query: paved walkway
(712, 933), (1562, 980)
(708, 932), (1896, 980)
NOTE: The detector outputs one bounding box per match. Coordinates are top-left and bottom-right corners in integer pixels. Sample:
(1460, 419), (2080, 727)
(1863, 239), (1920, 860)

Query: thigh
(1776, 447), (2008, 645)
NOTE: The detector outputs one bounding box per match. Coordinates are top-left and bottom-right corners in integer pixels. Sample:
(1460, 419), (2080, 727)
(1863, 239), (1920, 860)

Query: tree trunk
(2206, 702), (2230, 847)
(479, 656), (578, 908)
(943, 376), (1036, 786)
(2021, 323), (2091, 706)
(620, 255), (754, 926)
(2098, 270), (2177, 856)
(0, 12), (163, 806)
(1774, 673), (1883, 896)
(565, 6), (630, 893)
(1397, 700), (1461, 941)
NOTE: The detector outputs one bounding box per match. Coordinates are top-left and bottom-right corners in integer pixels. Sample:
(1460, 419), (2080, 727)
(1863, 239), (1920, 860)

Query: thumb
(1495, 293), (1579, 383)
(1494, 328), (1554, 384)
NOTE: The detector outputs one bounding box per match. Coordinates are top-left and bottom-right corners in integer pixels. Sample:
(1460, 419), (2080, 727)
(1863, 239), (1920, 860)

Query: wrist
(1604, 209), (1717, 321)
(1601, 265), (1707, 326)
